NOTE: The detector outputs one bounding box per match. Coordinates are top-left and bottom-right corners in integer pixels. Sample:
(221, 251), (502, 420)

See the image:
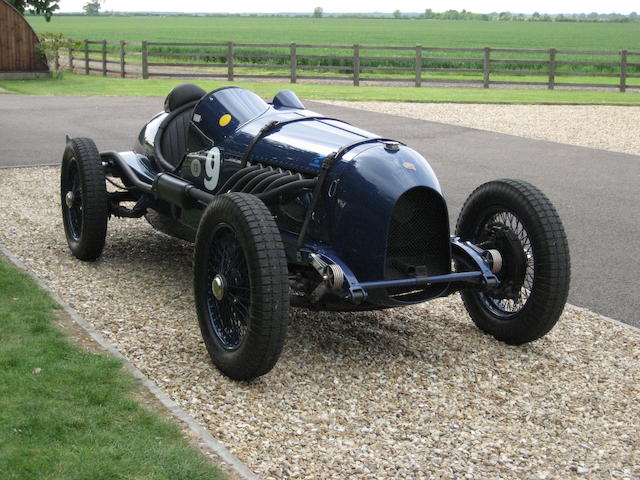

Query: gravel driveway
(320, 101), (640, 157)
(0, 166), (638, 479)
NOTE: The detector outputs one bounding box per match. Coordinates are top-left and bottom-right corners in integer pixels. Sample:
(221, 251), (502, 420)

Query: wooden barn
(0, 0), (49, 78)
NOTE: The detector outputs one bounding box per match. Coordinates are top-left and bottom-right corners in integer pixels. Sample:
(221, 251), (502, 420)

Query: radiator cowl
(385, 187), (451, 300)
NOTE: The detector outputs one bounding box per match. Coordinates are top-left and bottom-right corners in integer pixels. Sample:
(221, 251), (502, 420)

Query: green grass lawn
(0, 257), (225, 480)
(1, 73), (639, 105)
(29, 16), (640, 51)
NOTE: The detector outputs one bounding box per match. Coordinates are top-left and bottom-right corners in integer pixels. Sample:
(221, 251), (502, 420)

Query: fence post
(415, 45), (422, 87)
(101, 40), (107, 76)
(483, 47), (491, 88)
(119, 41), (126, 78)
(290, 42), (297, 84)
(353, 44), (360, 86)
(548, 48), (556, 90)
(227, 42), (234, 81)
(84, 39), (89, 75)
(68, 43), (74, 71)
(620, 50), (628, 93)
(54, 43), (60, 71)
(141, 41), (148, 79)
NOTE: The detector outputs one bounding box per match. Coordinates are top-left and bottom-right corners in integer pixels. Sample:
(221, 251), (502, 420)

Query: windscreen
(192, 87), (269, 143)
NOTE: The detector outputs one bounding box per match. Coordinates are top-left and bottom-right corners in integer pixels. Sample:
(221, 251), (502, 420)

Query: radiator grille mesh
(385, 188), (450, 298)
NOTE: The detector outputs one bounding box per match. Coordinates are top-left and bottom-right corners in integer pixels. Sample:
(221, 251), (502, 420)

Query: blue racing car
(60, 84), (571, 380)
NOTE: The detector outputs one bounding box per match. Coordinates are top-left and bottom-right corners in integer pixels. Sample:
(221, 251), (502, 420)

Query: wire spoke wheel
(477, 210), (534, 318)
(63, 159), (83, 240)
(205, 225), (251, 350)
(456, 179), (570, 345)
(194, 193), (289, 380)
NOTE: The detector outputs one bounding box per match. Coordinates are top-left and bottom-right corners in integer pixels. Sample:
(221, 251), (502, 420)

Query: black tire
(61, 137), (108, 261)
(194, 193), (289, 380)
(455, 179), (570, 345)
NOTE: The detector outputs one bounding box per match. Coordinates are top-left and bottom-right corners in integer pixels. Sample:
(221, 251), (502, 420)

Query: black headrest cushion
(164, 83), (207, 112)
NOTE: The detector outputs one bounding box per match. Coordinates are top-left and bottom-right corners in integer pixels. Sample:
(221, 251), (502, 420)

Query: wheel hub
(211, 274), (226, 301)
(487, 225), (528, 300)
(65, 190), (75, 208)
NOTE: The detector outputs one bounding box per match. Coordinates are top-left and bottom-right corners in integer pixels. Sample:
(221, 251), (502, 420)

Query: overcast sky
(56, 1), (639, 14)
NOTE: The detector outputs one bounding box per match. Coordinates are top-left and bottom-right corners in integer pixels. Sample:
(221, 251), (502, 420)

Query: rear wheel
(456, 179), (570, 344)
(61, 137), (108, 261)
(194, 193), (289, 380)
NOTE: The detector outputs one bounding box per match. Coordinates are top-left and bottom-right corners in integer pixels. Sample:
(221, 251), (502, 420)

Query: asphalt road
(1, 94), (638, 327)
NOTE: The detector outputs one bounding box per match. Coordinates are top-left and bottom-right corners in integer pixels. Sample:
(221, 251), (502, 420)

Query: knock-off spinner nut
(65, 191), (75, 208)
(212, 274), (226, 301)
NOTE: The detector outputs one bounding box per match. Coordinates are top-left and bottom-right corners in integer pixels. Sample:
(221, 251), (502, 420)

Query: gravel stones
(320, 101), (640, 156)
(1, 167), (638, 479)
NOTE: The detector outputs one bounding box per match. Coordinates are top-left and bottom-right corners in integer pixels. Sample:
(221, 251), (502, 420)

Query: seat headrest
(164, 83), (207, 112)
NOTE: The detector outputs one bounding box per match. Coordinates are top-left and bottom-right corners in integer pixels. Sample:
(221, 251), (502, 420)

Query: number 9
(204, 147), (221, 191)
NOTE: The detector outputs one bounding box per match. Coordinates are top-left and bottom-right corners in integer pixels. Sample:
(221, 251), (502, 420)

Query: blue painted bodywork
(325, 146), (444, 285)
(189, 87), (378, 176)
(129, 87), (452, 307)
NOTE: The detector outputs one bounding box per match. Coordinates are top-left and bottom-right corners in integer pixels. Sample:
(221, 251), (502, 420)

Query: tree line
(420, 9), (638, 22)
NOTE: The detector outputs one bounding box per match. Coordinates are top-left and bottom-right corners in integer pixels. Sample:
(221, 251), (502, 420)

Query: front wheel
(455, 179), (570, 345)
(193, 193), (290, 380)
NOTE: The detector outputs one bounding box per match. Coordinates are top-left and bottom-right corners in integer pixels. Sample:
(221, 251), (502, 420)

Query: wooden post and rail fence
(47, 38), (639, 92)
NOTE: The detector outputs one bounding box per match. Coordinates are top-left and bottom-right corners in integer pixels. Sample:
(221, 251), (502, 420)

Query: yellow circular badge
(219, 114), (232, 127)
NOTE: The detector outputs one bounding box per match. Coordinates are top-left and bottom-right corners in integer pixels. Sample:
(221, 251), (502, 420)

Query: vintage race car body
(126, 86), (454, 308)
(61, 84), (570, 379)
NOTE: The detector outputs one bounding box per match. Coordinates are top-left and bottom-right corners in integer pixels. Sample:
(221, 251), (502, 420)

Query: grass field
(0, 257), (225, 480)
(30, 16), (640, 86)
(29, 16), (640, 50)
(2, 73), (639, 105)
